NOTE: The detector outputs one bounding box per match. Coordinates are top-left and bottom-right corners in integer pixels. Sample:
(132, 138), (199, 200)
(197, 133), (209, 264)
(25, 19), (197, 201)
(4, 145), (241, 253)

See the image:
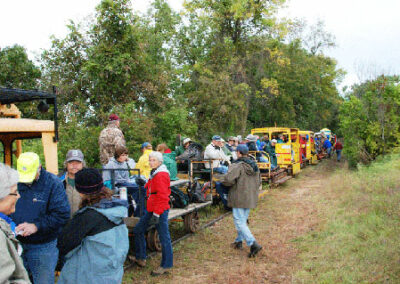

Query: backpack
(169, 186), (189, 209)
(188, 181), (208, 203)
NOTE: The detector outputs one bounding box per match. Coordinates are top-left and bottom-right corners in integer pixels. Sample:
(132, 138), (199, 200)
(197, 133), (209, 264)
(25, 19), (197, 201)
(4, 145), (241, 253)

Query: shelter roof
(0, 87), (55, 105)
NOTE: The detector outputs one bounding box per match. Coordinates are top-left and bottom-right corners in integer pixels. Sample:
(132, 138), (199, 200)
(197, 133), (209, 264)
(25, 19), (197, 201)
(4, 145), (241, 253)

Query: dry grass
(293, 155), (400, 283)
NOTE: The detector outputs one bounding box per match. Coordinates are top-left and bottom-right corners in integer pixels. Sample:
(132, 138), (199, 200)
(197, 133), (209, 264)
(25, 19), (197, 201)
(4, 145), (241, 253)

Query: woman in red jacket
(133, 151), (173, 276)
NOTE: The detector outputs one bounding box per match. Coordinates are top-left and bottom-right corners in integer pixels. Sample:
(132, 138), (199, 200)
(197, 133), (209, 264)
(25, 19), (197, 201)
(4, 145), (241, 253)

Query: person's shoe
(248, 241), (262, 258)
(134, 258), (146, 267)
(230, 241), (243, 250)
(151, 266), (170, 276)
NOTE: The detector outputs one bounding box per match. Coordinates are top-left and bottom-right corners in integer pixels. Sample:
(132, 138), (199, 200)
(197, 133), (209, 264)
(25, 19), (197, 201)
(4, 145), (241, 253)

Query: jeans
(21, 239), (58, 284)
(336, 149), (342, 161)
(232, 208), (255, 246)
(326, 147), (332, 157)
(214, 165), (228, 174)
(133, 210), (173, 268)
(258, 156), (269, 163)
(215, 182), (230, 208)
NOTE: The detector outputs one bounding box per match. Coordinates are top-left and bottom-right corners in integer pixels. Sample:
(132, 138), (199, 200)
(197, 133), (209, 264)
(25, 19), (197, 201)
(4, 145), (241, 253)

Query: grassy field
(123, 156), (400, 283)
(293, 155), (400, 283)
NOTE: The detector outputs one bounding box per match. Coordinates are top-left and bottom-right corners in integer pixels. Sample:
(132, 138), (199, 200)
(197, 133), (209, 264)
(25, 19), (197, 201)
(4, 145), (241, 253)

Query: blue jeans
(214, 165), (228, 174)
(133, 210), (173, 268)
(336, 149), (342, 161)
(326, 147), (332, 157)
(215, 182), (229, 208)
(232, 208), (255, 246)
(258, 156), (269, 163)
(21, 239), (58, 284)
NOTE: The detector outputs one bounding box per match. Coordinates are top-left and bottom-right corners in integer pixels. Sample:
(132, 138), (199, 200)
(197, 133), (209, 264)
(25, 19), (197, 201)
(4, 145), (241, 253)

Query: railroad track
(124, 210), (232, 270)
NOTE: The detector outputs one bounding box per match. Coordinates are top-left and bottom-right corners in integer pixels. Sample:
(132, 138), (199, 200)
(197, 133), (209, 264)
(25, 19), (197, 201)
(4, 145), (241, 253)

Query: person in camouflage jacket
(98, 114), (126, 165)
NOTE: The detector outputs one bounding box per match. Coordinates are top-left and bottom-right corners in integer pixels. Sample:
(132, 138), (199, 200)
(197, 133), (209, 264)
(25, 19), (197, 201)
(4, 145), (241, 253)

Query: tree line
(1, 0), (344, 166)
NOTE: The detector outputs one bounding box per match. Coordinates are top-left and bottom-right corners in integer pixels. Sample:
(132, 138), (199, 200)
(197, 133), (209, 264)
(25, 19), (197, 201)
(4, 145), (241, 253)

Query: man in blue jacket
(11, 152), (70, 284)
(323, 138), (333, 158)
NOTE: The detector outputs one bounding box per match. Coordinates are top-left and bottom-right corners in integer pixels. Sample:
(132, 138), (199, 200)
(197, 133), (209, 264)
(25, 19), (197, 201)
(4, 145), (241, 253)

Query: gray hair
(63, 159), (86, 171)
(0, 163), (19, 199)
(149, 151), (163, 162)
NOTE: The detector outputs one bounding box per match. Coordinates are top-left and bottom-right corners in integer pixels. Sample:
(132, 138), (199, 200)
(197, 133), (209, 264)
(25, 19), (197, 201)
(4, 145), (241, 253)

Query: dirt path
(123, 160), (339, 283)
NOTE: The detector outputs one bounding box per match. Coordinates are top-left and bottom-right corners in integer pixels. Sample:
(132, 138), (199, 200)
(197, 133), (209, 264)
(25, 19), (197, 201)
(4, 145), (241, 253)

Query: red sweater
(145, 168), (171, 215)
(334, 142), (343, 150)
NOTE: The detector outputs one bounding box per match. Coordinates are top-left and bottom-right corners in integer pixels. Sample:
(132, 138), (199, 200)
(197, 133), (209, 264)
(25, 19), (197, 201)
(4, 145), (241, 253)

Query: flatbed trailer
(123, 178), (213, 252)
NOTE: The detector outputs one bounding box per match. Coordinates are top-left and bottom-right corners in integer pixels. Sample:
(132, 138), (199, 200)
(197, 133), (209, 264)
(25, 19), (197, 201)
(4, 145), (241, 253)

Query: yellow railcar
(251, 127), (301, 176)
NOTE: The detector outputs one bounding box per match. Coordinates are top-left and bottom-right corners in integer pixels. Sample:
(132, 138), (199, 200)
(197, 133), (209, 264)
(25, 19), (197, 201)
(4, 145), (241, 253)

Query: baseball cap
(271, 139), (277, 143)
(183, 138), (192, 145)
(141, 142), (151, 149)
(66, 149), (84, 163)
(108, 114), (120, 121)
(236, 144), (249, 154)
(212, 135), (222, 141)
(17, 152), (40, 183)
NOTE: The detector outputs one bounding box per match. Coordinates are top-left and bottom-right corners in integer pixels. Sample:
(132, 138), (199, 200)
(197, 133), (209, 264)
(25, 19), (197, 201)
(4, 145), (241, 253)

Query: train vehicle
(251, 127), (301, 176)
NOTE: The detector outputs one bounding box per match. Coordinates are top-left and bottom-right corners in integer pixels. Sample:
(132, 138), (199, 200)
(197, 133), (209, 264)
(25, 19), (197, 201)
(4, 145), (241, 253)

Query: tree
(0, 45), (41, 89)
(339, 75), (400, 167)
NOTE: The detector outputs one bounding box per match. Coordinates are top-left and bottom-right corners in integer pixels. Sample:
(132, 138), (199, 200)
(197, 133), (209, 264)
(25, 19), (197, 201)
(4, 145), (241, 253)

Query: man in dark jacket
(221, 144), (262, 258)
(264, 139), (278, 169)
(11, 152), (70, 284)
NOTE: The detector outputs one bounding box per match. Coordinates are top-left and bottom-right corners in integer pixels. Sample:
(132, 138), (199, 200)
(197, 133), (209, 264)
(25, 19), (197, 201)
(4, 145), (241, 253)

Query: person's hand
(150, 213), (160, 225)
(135, 177), (146, 186)
(16, 223), (38, 237)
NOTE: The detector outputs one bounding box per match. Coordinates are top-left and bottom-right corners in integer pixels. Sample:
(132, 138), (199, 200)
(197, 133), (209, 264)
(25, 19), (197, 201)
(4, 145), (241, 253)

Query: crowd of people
(0, 113), (342, 283)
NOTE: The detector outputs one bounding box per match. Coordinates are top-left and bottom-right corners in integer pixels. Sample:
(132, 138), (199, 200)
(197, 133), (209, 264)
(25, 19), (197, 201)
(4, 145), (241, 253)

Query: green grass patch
(294, 155), (400, 283)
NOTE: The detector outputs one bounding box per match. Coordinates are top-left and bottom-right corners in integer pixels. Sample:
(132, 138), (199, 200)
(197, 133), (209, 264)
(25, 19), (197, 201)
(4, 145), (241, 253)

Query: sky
(1, 0), (400, 90)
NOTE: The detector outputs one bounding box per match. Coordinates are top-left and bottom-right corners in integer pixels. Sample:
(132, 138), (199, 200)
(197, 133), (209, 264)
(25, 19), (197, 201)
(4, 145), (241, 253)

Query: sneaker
(230, 241), (243, 250)
(248, 241), (262, 258)
(134, 258), (146, 267)
(151, 266), (170, 276)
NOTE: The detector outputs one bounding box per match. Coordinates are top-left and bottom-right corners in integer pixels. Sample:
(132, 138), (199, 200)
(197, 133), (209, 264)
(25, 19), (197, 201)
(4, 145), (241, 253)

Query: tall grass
(294, 155), (400, 283)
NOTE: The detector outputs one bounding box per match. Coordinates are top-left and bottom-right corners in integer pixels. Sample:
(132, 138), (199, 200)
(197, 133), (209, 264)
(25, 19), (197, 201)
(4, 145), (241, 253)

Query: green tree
(339, 75), (400, 167)
(0, 45), (41, 89)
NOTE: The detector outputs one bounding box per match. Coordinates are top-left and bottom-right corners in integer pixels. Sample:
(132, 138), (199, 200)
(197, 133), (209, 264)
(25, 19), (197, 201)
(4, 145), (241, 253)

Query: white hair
(149, 151), (163, 162)
(0, 163), (19, 199)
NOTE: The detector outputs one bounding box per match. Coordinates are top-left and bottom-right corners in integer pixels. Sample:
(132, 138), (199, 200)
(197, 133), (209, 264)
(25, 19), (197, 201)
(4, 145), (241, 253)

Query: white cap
(271, 139), (277, 143)
(183, 138), (192, 145)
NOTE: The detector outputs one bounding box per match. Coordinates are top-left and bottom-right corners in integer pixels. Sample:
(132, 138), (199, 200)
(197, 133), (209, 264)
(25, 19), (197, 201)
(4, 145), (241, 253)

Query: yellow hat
(17, 152), (40, 183)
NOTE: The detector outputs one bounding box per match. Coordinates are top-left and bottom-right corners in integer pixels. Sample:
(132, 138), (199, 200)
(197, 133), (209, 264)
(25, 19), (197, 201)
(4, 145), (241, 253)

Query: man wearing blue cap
(204, 135), (230, 174)
(221, 144), (263, 258)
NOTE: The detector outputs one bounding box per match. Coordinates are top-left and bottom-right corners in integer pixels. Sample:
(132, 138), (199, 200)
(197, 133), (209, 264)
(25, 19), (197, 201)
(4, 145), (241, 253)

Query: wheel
(146, 228), (162, 252)
(184, 211), (200, 233)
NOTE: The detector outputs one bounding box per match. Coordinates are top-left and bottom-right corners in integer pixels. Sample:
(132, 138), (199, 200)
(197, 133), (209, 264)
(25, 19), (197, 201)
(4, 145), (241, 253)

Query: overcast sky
(1, 0), (399, 90)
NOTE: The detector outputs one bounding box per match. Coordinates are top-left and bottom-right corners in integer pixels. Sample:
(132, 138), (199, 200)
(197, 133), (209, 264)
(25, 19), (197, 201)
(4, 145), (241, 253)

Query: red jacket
(145, 165), (171, 215)
(334, 142), (343, 150)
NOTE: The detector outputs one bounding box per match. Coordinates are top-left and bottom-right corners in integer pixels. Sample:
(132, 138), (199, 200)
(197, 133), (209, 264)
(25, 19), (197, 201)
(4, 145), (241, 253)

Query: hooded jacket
(162, 153), (178, 181)
(135, 149), (153, 179)
(0, 218), (30, 283)
(221, 157), (261, 209)
(11, 168), (70, 244)
(103, 157), (136, 184)
(57, 198), (129, 284)
(145, 164), (171, 215)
